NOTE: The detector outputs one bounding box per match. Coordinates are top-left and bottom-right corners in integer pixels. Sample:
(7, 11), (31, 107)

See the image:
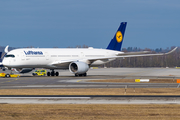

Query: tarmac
(1, 95), (180, 104)
(0, 68), (180, 89)
(1, 67), (180, 104)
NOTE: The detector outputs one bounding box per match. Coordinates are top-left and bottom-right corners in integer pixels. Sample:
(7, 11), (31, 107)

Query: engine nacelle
(69, 62), (89, 74)
(14, 68), (33, 73)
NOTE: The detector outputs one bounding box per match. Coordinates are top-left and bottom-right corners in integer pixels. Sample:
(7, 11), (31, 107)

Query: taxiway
(0, 68), (180, 89)
(1, 68), (180, 104)
(1, 95), (180, 104)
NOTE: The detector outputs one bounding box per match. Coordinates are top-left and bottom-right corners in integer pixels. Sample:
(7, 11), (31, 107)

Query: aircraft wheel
(83, 73), (87, 76)
(51, 71), (55, 76)
(5, 74), (10, 78)
(75, 74), (79, 77)
(55, 72), (59, 76)
(75, 73), (87, 77)
(47, 72), (50, 76)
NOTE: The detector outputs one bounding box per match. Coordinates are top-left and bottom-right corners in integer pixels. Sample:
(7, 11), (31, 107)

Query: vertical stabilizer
(106, 22), (127, 51)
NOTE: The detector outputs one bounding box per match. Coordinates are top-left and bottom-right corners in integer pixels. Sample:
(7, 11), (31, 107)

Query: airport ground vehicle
(0, 73), (20, 77)
(32, 69), (47, 76)
(0, 73), (6, 77)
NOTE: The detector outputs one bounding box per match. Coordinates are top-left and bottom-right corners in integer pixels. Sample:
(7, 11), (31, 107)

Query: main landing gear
(75, 73), (87, 77)
(47, 70), (59, 76)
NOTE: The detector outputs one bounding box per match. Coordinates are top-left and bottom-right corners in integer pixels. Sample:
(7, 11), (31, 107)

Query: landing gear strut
(75, 73), (87, 77)
(47, 70), (59, 76)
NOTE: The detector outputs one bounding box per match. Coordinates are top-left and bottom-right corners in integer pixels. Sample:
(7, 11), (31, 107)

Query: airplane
(0, 22), (177, 77)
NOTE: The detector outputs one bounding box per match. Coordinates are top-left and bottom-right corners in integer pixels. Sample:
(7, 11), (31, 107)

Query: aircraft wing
(50, 47), (177, 67)
(51, 59), (75, 66)
(116, 51), (150, 56)
(87, 47), (178, 62)
(118, 47), (177, 58)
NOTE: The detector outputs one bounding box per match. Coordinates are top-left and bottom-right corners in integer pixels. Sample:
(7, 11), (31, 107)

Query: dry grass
(1, 88), (180, 95)
(88, 79), (177, 83)
(0, 104), (180, 120)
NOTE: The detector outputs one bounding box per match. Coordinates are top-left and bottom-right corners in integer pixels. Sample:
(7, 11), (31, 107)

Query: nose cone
(2, 59), (9, 67)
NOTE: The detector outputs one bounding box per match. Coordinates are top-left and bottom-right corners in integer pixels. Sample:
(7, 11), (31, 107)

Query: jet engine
(14, 68), (34, 73)
(69, 62), (89, 76)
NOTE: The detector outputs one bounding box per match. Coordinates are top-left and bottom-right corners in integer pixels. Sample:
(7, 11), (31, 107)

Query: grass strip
(0, 104), (180, 120)
(1, 88), (180, 95)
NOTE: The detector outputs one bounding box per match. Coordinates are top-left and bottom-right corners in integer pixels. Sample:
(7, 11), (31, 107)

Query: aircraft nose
(2, 59), (9, 67)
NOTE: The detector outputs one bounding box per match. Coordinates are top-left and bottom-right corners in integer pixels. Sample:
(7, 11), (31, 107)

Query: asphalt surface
(1, 95), (180, 104)
(0, 68), (180, 89)
(1, 68), (180, 104)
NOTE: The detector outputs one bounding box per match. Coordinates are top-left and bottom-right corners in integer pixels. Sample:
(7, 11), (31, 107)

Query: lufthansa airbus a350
(0, 22), (177, 76)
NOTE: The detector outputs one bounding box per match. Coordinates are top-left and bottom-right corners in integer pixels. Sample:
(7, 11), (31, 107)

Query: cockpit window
(5, 54), (15, 58)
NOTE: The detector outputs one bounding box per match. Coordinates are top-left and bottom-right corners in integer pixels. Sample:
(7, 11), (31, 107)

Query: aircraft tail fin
(0, 46), (9, 67)
(0, 52), (2, 59)
(106, 22), (127, 51)
(0, 52), (3, 67)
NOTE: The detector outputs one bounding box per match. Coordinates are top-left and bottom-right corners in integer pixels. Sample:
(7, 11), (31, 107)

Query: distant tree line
(104, 46), (180, 68)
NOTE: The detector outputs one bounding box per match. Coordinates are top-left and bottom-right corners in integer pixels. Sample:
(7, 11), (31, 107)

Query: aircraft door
(45, 52), (49, 60)
(21, 52), (25, 61)
(80, 52), (84, 59)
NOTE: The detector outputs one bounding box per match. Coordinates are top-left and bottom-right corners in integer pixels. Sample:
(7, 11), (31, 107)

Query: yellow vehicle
(32, 69), (47, 76)
(0, 73), (20, 78)
(9, 73), (20, 78)
(0, 73), (6, 77)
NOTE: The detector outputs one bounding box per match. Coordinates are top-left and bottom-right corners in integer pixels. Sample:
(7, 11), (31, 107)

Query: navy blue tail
(0, 52), (3, 67)
(106, 22), (127, 51)
(0, 52), (6, 67)
(0, 52), (2, 59)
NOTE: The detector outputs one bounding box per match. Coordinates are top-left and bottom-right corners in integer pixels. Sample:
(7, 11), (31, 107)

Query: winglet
(4, 45), (9, 53)
(164, 47), (178, 55)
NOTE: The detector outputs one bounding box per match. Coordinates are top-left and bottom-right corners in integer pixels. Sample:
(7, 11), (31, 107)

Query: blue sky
(0, 0), (180, 49)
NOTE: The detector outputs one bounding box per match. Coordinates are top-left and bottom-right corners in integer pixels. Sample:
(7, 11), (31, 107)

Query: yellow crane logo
(116, 31), (123, 43)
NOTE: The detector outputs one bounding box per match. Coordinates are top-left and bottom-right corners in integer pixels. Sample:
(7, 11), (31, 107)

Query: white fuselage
(2, 48), (123, 69)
